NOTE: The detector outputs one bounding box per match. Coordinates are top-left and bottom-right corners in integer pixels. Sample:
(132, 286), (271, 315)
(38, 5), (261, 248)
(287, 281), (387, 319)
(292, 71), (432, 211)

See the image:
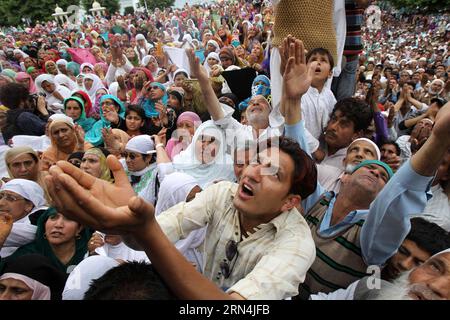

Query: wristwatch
(155, 143), (165, 149)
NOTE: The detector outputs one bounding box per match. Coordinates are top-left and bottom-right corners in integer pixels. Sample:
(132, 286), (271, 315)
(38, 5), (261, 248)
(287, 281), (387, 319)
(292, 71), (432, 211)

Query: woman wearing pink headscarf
(165, 111), (202, 160)
(15, 72), (37, 94)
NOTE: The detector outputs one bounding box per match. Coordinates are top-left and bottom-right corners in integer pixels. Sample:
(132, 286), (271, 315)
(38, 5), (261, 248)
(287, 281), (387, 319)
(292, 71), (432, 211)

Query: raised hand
(74, 124), (85, 150)
(45, 156), (147, 235)
(0, 214), (13, 248)
(282, 36), (314, 100)
(186, 48), (208, 82)
(432, 101), (450, 141)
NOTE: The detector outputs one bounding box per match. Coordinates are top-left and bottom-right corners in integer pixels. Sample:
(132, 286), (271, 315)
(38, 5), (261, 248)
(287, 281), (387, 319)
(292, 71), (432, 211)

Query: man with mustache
(279, 37), (450, 299)
(309, 217), (450, 300)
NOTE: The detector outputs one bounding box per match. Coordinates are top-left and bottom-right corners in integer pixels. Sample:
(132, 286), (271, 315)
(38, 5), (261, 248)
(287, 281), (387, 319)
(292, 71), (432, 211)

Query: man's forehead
(349, 140), (377, 152)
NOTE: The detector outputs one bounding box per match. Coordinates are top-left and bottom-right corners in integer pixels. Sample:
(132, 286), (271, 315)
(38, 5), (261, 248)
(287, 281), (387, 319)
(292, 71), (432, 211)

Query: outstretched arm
(45, 159), (238, 300)
(186, 48), (224, 121)
(361, 102), (450, 265)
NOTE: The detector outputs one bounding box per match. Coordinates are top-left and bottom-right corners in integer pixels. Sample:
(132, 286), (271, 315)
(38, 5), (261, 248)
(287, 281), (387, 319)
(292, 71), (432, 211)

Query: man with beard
(275, 37), (450, 299)
(422, 79), (445, 106)
(309, 217), (450, 299)
(317, 138), (381, 193)
(368, 248), (450, 300)
(391, 82), (429, 137)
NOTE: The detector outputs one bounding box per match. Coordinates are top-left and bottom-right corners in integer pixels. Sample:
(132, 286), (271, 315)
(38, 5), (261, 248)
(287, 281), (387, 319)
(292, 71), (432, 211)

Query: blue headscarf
(142, 82), (168, 118)
(63, 96), (96, 133)
(85, 95), (126, 146)
(239, 75), (272, 111)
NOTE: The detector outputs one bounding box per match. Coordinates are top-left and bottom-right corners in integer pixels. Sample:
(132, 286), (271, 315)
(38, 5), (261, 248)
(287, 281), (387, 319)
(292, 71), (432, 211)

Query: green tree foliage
(124, 6), (135, 15)
(386, 0), (450, 13)
(0, 0), (79, 26)
(81, 0), (120, 15)
(138, 0), (175, 11)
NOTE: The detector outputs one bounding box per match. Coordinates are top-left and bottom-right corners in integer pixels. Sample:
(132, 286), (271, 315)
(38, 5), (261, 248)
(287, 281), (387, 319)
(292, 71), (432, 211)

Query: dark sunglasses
(123, 152), (140, 160)
(219, 240), (239, 279)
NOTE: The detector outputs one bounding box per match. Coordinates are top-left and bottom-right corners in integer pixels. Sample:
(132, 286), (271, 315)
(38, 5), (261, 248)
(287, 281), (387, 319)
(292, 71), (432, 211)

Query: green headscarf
(67, 61), (80, 77)
(85, 95), (126, 146)
(1, 208), (92, 274)
(1, 69), (17, 82)
(63, 96), (96, 132)
(26, 66), (36, 74)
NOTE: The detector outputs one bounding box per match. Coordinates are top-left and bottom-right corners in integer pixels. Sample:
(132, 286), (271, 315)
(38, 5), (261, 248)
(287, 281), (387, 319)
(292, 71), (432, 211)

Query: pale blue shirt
(285, 120), (433, 266)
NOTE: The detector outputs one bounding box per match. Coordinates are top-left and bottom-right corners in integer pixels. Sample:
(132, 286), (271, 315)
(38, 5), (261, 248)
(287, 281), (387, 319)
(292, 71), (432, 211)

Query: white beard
(376, 271), (413, 300)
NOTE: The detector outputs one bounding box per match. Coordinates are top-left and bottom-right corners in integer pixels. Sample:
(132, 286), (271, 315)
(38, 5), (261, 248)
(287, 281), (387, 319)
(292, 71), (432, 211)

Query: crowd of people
(0, 0), (449, 301)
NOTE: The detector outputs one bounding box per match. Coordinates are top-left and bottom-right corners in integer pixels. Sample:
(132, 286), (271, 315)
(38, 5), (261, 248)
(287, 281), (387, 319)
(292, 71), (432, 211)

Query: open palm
(45, 156), (153, 235)
(282, 37), (313, 100)
(186, 48), (208, 82)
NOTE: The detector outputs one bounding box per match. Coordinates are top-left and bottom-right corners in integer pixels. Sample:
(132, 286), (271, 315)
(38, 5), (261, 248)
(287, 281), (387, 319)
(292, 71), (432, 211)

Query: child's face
(307, 53), (332, 82)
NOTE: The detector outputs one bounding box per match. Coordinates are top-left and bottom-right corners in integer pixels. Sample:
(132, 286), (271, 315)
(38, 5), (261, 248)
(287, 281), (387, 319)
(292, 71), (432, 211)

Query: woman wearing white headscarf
(155, 172), (205, 271)
(35, 74), (71, 114)
(56, 59), (69, 75)
(82, 73), (106, 105)
(134, 34), (153, 64)
(203, 52), (221, 77)
(171, 120), (235, 188)
(141, 55), (162, 79)
(80, 63), (95, 75)
(0, 179), (48, 258)
(54, 74), (79, 91)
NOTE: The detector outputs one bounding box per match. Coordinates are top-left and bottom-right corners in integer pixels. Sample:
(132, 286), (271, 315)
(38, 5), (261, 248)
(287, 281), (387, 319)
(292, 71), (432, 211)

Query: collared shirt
(417, 184), (450, 232)
(156, 181), (316, 300)
(302, 160), (433, 265)
(320, 145), (348, 170)
(317, 163), (344, 194)
(285, 118), (433, 266)
(301, 86), (337, 140)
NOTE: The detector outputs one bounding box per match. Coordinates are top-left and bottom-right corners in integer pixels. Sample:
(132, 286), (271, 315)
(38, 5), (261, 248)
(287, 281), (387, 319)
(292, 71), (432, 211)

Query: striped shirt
(156, 181), (317, 300)
(343, 0), (365, 56)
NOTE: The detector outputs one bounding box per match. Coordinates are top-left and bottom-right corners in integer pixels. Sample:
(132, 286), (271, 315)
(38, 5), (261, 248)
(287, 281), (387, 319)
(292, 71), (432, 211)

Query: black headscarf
(0, 254), (67, 300)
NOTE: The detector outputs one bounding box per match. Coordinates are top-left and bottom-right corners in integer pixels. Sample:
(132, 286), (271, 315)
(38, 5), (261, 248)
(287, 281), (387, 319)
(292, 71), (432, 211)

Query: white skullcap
(419, 57), (427, 62)
(1, 179), (46, 213)
(136, 34), (146, 41)
(349, 138), (381, 160)
(430, 248), (450, 260)
(56, 59), (68, 66)
(125, 135), (156, 155)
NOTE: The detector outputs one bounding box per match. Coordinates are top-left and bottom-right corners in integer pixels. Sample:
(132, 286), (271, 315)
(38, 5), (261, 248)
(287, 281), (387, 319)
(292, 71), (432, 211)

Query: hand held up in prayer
(186, 48), (208, 82)
(88, 232), (105, 255)
(74, 124), (85, 150)
(44, 156), (155, 237)
(0, 214), (13, 248)
(102, 127), (121, 155)
(103, 108), (119, 125)
(36, 95), (48, 115)
(281, 36), (314, 100)
(155, 102), (168, 126)
(431, 101), (450, 141)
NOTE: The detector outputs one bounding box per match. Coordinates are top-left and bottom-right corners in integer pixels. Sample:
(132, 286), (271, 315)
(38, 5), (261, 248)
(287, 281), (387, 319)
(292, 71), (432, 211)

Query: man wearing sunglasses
(120, 135), (172, 206)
